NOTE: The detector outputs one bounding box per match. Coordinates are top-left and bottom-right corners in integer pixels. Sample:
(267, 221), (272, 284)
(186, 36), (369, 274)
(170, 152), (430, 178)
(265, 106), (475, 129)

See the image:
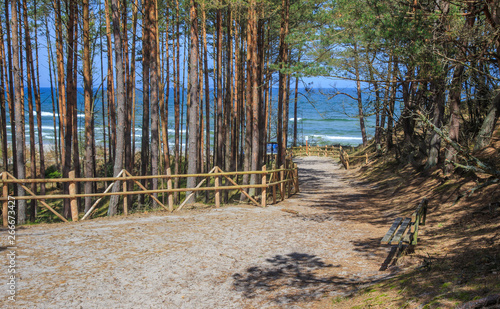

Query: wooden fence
(288, 145), (369, 169)
(0, 159), (299, 226)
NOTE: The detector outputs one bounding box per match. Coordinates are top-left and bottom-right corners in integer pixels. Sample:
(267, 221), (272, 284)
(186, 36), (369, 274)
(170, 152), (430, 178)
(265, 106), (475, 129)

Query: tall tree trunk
(158, 3), (170, 175)
(72, 3), (81, 211)
(140, 11), (151, 207)
(426, 79), (446, 168)
(0, 18), (9, 173)
(32, 0), (45, 197)
(5, 0), (17, 178)
(215, 8), (223, 169)
(386, 56), (396, 150)
(293, 76), (298, 147)
(99, 0), (107, 171)
(277, 0), (289, 167)
(54, 0), (68, 216)
(174, 0), (181, 203)
(123, 0), (132, 183)
(108, 0), (127, 216)
(83, 0), (94, 213)
(105, 0), (116, 163)
(45, 15), (60, 169)
(148, 0), (160, 207)
(232, 17), (241, 171)
(186, 0), (199, 204)
(241, 20), (252, 201)
(11, 0), (27, 224)
(201, 3), (210, 174)
(353, 44), (367, 147)
(161, 4), (171, 172)
(249, 0), (260, 196)
(22, 0), (37, 221)
(224, 6), (233, 174)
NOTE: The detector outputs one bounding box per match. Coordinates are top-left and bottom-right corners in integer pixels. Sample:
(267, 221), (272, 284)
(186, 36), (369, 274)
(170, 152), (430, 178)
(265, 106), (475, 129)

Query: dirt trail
(1, 157), (393, 308)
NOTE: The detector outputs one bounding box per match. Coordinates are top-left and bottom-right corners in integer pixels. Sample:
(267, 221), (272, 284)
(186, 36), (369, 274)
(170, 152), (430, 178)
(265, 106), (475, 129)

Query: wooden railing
(0, 160), (299, 226)
(289, 145), (369, 170)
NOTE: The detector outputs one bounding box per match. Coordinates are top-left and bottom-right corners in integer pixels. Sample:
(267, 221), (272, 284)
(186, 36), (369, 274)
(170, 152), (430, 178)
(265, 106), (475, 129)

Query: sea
(4, 87), (377, 150)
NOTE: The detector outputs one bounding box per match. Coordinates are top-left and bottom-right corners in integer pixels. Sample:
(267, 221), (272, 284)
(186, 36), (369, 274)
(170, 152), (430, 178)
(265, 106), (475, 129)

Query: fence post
(294, 163), (299, 193)
(69, 170), (78, 222)
(2, 173), (8, 227)
(123, 171), (128, 216)
(280, 165), (285, 201)
(261, 165), (267, 207)
(272, 164), (277, 204)
(287, 161), (292, 198)
(215, 168), (220, 208)
(167, 168), (173, 211)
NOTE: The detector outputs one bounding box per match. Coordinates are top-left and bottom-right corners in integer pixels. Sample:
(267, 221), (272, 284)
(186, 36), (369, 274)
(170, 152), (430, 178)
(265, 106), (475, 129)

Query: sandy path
(1, 157), (391, 308)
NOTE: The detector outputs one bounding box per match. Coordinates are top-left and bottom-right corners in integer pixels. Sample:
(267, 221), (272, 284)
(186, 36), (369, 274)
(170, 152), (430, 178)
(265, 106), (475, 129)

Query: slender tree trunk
(99, 0), (107, 171)
(232, 17), (241, 171)
(293, 76), (298, 147)
(105, 0), (116, 163)
(161, 4), (171, 172)
(201, 4), (210, 174)
(123, 0), (132, 183)
(22, 0), (38, 221)
(32, 0), (45, 197)
(386, 56), (396, 150)
(186, 0), (199, 204)
(83, 0), (94, 212)
(54, 0), (68, 210)
(148, 0), (160, 207)
(73, 4), (81, 209)
(5, 0), (17, 178)
(140, 12), (151, 207)
(0, 20), (7, 172)
(277, 0), (289, 167)
(353, 44), (367, 147)
(249, 0), (260, 196)
(224, 6), (233, 174)
(11, 0), (27, 224)
(444, 65), (464, 173)
(241, 20), (252, 201)
(108, 0), (127, 216)
(216, 8), (223, 169)
(174, 0), (181, 203)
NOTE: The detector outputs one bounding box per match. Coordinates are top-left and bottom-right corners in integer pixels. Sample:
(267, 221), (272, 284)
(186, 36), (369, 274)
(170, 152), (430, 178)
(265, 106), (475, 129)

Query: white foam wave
(310, 134), (362, 141)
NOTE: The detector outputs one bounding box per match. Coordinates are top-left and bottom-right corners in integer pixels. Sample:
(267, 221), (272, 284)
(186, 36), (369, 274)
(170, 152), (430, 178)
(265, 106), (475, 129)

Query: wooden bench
(381, 198), (428, 248)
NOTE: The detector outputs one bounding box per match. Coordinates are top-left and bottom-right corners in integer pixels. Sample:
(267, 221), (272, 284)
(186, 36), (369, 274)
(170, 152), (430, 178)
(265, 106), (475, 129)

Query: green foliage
(44, 165), (62, 179)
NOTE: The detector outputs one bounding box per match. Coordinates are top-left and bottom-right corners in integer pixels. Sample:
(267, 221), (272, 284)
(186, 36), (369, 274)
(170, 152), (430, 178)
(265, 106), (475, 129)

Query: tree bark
(5, 0), (17, 178)
(0, 19), (7, 172)
(22, 0), (38, 221)
(186, 0), (199, 204)
(83, 0), (94, 212)
(105, 0), (116, 163)
(148, 0), (160, 208)
(11, 0), (27, 224)
(108, 0), (127, 216)
(249, 0), (260, 197)
(278, 0), (290, 167)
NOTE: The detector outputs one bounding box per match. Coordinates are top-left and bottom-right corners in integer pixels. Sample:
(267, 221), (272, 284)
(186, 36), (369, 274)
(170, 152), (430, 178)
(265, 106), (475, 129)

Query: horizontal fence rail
(289, 145), (370, 169)
(0, 158), (299, 226)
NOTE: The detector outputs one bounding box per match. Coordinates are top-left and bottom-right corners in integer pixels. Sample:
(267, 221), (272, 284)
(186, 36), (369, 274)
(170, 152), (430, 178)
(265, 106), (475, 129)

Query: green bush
(45, 165), (62, 179)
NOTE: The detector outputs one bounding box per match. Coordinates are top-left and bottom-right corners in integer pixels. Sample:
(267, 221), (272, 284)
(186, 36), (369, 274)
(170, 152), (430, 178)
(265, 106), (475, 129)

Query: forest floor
(1, 154), (499, 308)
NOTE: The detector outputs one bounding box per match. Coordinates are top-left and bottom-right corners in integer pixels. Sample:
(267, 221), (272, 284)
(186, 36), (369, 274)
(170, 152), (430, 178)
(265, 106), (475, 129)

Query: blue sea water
(4, 87), (376, 148)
